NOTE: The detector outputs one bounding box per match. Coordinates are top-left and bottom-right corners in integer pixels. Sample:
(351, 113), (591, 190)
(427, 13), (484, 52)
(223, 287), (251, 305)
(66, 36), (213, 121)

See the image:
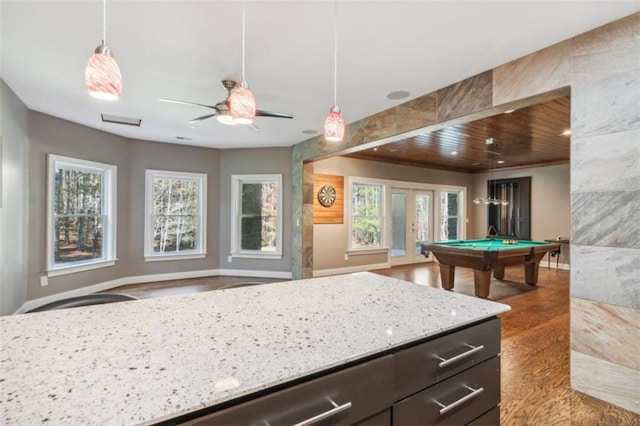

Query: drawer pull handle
(435, 385), (484, 415)
(292, 399), (352, 426)
(436, 344), (484, 368)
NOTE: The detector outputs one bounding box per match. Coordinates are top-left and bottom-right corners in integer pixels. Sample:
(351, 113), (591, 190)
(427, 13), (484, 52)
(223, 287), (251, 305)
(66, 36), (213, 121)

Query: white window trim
(347, 176), (388, 253)
(436, 187), (466, 242)
(144, 169), (207, 261)
(46, 154), (117, 276)
(230, 174), (283, 259)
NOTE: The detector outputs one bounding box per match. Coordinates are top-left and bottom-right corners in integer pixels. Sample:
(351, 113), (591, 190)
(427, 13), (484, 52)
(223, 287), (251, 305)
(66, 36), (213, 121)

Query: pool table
(420, 238), (561, 298)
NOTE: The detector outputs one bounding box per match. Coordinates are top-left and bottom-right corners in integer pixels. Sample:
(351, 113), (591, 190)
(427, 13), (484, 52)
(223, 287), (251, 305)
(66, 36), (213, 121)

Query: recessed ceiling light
(497, 160), (505, 164)
(373, 147), (379, 151)
(451, 151), (458, 155)
(302, 129), (318, 135)
(561, 129), (571, 136)
(386, 90), (410, 100)
(504, 109), (515, 114)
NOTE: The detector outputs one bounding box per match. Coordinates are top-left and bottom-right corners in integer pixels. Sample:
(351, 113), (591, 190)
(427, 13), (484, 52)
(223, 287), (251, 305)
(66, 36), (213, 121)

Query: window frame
(144, 169), (207, 262)
(439, 188), (465, 241)
(347, 177), (387, 254)
(46, 154), (117, 277)
(230, 174), (283, 259)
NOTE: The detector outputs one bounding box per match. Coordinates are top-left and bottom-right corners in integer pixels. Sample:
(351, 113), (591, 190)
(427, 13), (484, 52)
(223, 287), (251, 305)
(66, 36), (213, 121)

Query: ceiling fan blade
(255, 109), (293, 119)
(159, 98), (218, 110)
(189, 114), (218, 124)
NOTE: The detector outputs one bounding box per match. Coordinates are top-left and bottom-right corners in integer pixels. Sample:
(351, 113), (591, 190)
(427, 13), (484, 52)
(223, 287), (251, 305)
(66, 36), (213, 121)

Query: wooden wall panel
(313, 174), (344, 224)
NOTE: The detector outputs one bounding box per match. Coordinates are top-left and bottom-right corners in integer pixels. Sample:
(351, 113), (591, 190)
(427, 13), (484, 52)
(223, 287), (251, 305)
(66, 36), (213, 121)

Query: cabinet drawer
(393, 356), (500, 426)
(182, 355), (394, 426)
(467, 406), (499, 425)
(394, 317), (500, 400)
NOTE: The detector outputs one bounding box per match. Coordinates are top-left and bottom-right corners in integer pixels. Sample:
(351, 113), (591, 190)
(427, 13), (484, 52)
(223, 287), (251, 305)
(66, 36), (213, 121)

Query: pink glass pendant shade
(324, 106), (345, 142)
(85, 44), (122, 101)
(229, 82), (256, 124)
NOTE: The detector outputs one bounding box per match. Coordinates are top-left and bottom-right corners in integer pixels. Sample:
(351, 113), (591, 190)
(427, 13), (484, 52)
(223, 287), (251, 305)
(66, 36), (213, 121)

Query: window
(350, 181), (385, 251)
(47, 155), (117, 276)
(144, 170), (207, 261)
(231, 174), (282, 259)
(440, 190), (462, 240)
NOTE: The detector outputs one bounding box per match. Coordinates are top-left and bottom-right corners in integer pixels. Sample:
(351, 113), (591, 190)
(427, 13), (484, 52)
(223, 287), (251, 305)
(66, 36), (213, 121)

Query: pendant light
(324, 0), (345, 142)
(229, 2), (256, 124)
(85, 0), (122, 101)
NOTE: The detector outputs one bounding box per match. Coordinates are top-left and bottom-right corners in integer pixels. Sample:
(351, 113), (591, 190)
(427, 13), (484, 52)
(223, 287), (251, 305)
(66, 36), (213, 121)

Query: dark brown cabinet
(175, 317), (501, 426)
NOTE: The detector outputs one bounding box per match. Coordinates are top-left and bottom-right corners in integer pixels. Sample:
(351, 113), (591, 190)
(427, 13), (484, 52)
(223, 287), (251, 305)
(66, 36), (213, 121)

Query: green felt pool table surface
(427, 238), (554, 251)
(420, 238), (561, 298)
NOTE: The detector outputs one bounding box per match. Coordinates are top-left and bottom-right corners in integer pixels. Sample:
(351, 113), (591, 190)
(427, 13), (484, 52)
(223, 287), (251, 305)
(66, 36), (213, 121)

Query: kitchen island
(0, 273), (509, 425)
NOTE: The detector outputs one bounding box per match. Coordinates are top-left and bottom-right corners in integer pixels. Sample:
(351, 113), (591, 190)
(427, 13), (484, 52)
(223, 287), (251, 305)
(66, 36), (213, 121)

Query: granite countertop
(0, 272), (510, 425)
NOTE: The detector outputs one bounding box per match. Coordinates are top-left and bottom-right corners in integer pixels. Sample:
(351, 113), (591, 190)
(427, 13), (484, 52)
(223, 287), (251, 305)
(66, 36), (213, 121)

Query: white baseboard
(15, 268), (292, 315)
(313, 262), (390, 278)
(218, 269), (292, 280)
(544, 262), (570, 271)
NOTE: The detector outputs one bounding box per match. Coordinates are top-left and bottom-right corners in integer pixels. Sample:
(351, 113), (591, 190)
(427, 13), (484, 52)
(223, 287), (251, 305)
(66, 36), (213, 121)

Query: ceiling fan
(159, 79), (293, 128)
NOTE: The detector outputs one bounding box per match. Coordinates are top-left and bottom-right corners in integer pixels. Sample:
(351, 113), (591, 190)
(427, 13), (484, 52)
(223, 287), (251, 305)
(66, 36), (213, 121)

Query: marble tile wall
(437, 71), (492, 122)
(567, 14), (640, 413)
(290, 12), (639, 412)
(571, 350), (640, 414)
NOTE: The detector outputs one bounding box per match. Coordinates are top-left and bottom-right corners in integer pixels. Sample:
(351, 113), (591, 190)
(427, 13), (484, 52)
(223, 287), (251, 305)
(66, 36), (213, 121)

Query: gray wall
(312, 156), (475, 271)
(218, 147), (292, 273)
(471, 164), (571, 262)
(126, 139), (220, 276)
(27, 112), (222, 300)
(0, 80), (29, 315)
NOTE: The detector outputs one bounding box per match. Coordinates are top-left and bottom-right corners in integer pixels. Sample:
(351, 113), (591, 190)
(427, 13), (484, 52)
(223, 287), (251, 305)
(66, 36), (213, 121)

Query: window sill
(144, 253), (206, 262)
(47, 259), (116, 277)
(230, 252), (283, 260)
(347, 248), (389, 256)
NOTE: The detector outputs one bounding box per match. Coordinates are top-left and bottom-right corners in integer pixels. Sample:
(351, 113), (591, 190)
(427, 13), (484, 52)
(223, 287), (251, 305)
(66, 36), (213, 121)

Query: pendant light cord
(241, 1), (246, 82)
(333, 0), (338, 107)
(102, 0), (107, 45)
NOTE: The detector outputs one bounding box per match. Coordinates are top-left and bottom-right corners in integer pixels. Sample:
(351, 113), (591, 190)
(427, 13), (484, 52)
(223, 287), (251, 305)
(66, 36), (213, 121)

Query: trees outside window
(144, 170), (207, 261)
(350, 182), (384, 250)
(47, 155), (117, 276)
(231, 174), (282, 259)
(440, 190), (462, 240)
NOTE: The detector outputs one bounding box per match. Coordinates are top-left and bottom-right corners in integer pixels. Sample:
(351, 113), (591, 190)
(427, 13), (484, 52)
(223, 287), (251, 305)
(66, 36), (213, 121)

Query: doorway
(391, 188), (434, 266)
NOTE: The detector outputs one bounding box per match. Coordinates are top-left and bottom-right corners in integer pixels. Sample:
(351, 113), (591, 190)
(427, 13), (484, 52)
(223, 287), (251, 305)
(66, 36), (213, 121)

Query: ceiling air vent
(101, 114), (141, 126)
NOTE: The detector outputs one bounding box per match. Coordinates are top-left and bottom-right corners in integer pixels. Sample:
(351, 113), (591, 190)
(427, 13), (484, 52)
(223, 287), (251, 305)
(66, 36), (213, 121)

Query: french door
(390, 188), (434, 266)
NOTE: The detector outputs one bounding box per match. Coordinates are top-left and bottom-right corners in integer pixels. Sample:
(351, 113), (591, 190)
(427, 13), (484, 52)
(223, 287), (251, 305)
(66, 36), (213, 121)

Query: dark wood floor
(106, 264), (639, 425)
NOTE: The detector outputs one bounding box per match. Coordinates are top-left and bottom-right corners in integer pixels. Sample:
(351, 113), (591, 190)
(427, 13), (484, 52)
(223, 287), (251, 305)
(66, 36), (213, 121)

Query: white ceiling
(2, 1), (638, 149)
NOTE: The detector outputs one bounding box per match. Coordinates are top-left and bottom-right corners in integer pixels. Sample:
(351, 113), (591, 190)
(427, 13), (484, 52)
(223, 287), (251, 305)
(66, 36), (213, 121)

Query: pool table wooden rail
(421, 241), (560, 298)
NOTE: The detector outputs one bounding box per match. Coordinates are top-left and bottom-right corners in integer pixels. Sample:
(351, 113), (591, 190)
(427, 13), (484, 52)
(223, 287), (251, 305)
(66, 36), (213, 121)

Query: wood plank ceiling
(346, 96), (570, 173)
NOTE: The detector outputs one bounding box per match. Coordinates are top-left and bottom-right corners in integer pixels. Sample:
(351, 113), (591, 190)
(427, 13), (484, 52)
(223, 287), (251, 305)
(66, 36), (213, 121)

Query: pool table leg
(473, 270), (492, 298)
(493, 265), (505, 280)
(438, 264), (455, 290)
(524, 262), (540, 285)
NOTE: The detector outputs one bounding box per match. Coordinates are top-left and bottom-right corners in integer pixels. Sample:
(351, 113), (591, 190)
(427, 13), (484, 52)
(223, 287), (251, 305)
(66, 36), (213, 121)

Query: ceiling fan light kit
(229, 81), (256, 125)
(85, 0), (122, 101)
(324, 0), (345, 142)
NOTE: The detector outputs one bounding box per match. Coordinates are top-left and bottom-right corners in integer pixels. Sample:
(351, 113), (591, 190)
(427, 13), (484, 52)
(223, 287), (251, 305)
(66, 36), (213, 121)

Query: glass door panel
(413, 191), (432, 259)
(391, 192), (407, 258)
(391, 188), (433, 266)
